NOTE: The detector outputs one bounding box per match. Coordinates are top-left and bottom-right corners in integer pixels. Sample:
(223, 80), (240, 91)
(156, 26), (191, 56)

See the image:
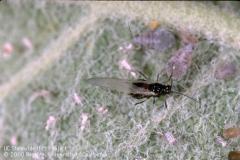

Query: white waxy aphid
(45, 116), (57, 131)
(73, 92), (83, 106)
(166, 44), (195, 80)
(119, 59), (137, 78)
(96, 105), (108, 115)
(119, 59), (132, 70)
(216, 136), (227, 147)
(164, 131), (176, 144)
(2, 42), (14, 58)
(10, 135), (17, 145)
(22, 37), (33, 50)
(118, 42), (134, 53)
(130, 71), (137, 78)
(132, 28), (176, 52)
(80, 113), (89, 131)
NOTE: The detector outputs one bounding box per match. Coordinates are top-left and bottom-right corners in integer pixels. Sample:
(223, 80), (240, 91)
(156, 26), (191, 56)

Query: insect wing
(86, 78), (132, 93)
(86, 78), (155, 95)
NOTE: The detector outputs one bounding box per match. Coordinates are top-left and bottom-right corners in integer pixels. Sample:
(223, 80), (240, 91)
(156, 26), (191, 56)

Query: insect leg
(135, 96), (151, 105)
(164, 99), (168, 108)
(128, 24), (133, 39)
(170, 64), (173, 86)
(164, 64), (173, 84)
(153, 97), (156, 105)
(157, 73), (160, 82)
(135, 70), (149, 80)
(163, 74), (172, 84)
(198, 98), (202, 107)
(135, 99), (147, 105)
(168, 65), (173, 81)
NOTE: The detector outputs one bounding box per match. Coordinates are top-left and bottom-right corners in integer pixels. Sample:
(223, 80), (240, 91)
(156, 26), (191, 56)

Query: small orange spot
(148, 20), (160, 30)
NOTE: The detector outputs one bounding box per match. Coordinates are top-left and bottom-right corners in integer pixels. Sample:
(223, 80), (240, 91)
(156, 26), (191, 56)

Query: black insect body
(149, 83), (171, 95)
(86, 76), (198, 106)
(129, 82), (171, 99)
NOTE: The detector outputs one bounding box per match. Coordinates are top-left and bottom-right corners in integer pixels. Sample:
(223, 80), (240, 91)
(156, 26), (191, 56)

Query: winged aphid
(86, 72), (199, 106)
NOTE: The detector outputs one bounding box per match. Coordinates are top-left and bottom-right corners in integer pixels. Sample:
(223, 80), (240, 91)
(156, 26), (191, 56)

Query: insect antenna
(171, 90), (200, 104)
(128, 23), (135, 40)
(137, 70), (149, 80)
(128, 23), (143, 50)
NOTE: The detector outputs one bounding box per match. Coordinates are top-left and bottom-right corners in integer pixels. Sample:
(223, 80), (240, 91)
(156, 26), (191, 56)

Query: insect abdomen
(132, 82), (149, 89)
(129, 93), (149, 99)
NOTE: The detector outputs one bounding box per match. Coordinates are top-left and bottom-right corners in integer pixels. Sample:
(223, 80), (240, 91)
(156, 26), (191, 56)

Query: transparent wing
(86, 78), (132, 93)
(85, 78), (153, 95)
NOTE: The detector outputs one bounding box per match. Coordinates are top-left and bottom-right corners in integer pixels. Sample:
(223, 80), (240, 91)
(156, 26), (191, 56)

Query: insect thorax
(149, 83), (171, 95)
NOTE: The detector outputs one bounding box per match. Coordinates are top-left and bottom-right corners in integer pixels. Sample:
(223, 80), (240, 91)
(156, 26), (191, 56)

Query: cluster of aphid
(87, 20), (203, 107)
(87, 19), (238, 107)
(119, 21), (200, 80)
(85, 20), (239, 158)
